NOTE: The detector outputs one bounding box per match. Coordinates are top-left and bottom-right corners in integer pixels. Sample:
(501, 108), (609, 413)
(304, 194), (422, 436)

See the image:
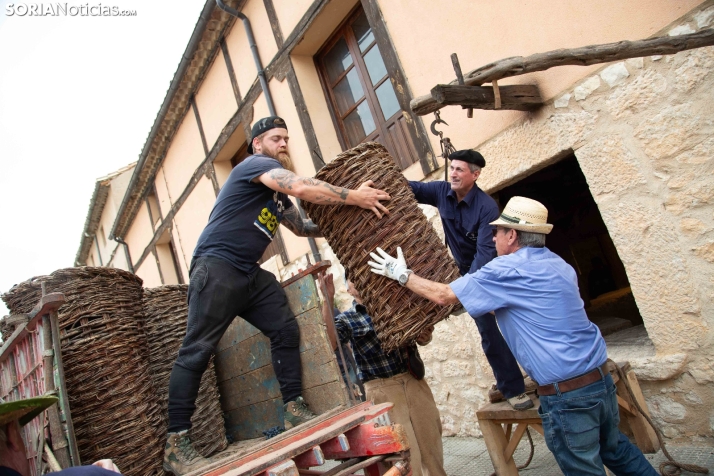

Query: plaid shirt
(334, 301), (409, 382)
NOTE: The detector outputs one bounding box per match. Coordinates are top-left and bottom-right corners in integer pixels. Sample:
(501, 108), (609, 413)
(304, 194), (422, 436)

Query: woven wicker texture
(2, 267), (165, 476)
(304, 143), (461, 351)
(143, 285), (227, 456)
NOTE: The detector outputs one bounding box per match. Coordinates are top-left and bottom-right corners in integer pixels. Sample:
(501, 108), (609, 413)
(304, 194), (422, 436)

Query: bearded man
(164, 116), (391, 475)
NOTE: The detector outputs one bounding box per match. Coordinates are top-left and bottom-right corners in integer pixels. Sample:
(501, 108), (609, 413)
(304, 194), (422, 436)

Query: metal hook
(430, 111), (448, 137)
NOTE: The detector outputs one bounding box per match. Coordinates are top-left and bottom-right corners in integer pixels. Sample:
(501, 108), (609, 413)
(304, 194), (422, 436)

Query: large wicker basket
(2, 268), (165, 476)
(143, 285), (227, 457)
(304, 143), (461, 352)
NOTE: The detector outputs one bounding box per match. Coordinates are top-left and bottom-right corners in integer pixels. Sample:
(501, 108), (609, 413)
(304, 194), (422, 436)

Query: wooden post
(615, 370), (660, 453)
(479, 420), (519, 475)
(41, 313), (71, 469)
(49, 309), (81, 465)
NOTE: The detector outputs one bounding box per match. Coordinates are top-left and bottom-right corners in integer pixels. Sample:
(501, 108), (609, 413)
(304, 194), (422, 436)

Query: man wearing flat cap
(165, 116), (391, 475)
(1, 396), (121, 476)
(368, 196), (657, 476)
(408, 150), (531, 411)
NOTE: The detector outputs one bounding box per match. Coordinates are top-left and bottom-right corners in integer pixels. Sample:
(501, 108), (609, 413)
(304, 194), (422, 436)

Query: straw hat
(0, 395), (58, 427)
(490, 196), (553, 234)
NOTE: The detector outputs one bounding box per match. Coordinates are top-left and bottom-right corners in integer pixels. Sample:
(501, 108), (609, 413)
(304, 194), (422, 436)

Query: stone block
(605, 70), (667, 119)
(574, 76), (601, 101)
(694, 241), (714, 263)
(597, 200), (704, 352)
(648, 395), (687, 422)
(688, 358), (714, 384)
(554, 93), (571, 108)
(680, 218), (709, 236)
(634, 103), (705, 162)
(479, 111), (597, 192)
(630, 353), (688, 381)
(676, 137), (714, 165)
(695, 6), (714, 28)
(669, 24), (695, 36)
(600, 62), (630, 87)
(673, 47), (714, 93)
(576, 134), (646, 198)
(625, 57), (644, 69)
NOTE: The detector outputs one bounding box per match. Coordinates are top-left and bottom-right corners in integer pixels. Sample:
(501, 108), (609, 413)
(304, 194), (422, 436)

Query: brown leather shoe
(163, 430), (209, 475)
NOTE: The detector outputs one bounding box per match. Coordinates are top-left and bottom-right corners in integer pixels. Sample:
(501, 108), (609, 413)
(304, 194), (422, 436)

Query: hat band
(500, 212), (531, 225)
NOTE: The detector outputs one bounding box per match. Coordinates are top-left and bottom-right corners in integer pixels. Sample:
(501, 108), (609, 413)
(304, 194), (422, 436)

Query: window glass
(333, 68), (365, 115)
(363, 45), (387, 85)
(323, 38), (353, 84)
(344, 101), (376, 145)
(375, 80), (401, 120)
(351, 12), (375, 53)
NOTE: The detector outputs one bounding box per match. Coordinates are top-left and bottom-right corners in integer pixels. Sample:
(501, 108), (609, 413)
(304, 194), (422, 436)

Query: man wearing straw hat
(165, 116), (391, 475)
(368, 196), (657, 476)
(409, 150), (531, 411)
(0, 396), (121, 476)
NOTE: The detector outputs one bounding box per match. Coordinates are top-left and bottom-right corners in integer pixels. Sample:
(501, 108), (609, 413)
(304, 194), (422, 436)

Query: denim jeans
(472, 312), (525, 398)
(538, 373), (657, 476)
(167, 256), (302, 432)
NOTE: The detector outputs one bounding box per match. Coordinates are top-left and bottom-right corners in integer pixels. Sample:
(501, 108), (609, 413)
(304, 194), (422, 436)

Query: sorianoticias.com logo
(5, 3), (137, 16)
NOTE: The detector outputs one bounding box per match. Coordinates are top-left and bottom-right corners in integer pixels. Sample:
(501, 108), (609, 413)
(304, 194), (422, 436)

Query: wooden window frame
(315, 3), (436, 174)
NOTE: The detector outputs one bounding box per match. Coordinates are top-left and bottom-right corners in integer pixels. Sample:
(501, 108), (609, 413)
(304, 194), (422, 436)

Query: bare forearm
(267, 169), (350, 205)
(406, 274), (460, 306)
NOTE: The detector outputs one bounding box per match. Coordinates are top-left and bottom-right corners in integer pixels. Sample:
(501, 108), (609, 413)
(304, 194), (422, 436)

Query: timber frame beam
(410, 28), (714, 116)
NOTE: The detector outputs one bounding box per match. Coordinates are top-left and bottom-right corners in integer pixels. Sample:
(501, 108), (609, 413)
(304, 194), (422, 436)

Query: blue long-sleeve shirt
(409, 180), (499, 275)
(450, 247), (608, 384)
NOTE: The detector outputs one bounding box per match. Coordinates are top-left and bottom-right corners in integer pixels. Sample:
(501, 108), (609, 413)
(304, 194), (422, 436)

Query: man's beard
(272, 150), (295, 172)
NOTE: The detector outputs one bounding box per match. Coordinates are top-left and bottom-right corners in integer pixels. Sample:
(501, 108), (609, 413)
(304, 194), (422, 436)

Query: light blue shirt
(450, 247), (608, 385)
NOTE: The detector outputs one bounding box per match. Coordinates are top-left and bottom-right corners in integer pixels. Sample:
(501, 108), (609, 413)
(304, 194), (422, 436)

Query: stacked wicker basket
(304, 142), (461, 352)
(2, 268), (164, 476)
(143, 285), (227, 456)
(3, 271), (230, 475)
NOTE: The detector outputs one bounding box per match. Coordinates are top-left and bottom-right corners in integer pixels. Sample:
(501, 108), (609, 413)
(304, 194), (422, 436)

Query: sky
(0, 0), (207, 315)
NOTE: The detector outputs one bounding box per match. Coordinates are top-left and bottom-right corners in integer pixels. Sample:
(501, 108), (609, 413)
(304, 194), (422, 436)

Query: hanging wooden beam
(411, 28), (714, 116)
(428, 84), (542, 112)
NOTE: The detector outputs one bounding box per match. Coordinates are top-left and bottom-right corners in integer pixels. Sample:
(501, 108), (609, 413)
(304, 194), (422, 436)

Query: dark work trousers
(473, 312), (525, 399)
(167, 256), (302, 433)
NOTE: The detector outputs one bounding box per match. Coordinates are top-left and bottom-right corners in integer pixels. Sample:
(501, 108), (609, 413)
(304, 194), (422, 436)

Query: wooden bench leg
(615, 370), (660, 453)
(478, 419), (519, 475)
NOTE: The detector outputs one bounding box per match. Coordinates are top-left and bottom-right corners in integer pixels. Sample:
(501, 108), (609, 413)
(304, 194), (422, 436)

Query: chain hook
(430, 110), (448, 138)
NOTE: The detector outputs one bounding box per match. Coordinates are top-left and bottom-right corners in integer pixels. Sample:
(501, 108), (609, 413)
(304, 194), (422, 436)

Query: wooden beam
(429, 84), (542, 112)
(411, 28), (714, 116)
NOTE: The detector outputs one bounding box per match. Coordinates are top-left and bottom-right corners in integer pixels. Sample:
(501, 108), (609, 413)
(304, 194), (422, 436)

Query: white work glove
(368, 247), (408, 281)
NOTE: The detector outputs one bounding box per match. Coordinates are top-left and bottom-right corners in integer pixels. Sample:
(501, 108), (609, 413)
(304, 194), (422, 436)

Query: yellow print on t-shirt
(254, 192), (285, 239)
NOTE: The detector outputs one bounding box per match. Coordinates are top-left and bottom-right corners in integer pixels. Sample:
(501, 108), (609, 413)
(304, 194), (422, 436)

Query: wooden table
(476, 363), (659, 475)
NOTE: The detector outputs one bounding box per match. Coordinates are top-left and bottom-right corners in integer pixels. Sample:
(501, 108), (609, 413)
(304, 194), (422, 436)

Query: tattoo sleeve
(281, 206), (322, 237)
(267, 169), (350, 205)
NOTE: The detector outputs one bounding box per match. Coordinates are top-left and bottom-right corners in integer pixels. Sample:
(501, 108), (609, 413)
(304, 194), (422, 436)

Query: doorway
(492, 154), (644, 335)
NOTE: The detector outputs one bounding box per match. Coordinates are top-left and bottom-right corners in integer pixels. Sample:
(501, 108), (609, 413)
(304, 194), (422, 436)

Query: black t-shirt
(193, 154), (294, 273)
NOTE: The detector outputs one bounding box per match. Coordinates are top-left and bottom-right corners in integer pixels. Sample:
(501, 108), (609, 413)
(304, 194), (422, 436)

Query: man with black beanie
(408, 150), (531, 411)
(164, 116), (391, 475)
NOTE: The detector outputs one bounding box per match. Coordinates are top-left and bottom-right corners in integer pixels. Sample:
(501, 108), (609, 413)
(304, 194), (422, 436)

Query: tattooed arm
(281, 205), (322, 237)
(256, 168), (391, 219)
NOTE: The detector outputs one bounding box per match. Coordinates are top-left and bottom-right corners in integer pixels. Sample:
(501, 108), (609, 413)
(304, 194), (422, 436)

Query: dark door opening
(492, 154), (644, 335)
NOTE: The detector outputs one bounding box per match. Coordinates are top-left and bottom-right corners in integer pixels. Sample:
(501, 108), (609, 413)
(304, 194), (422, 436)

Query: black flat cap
(248, 116), (288, 154)
(448, 149), (486, 168)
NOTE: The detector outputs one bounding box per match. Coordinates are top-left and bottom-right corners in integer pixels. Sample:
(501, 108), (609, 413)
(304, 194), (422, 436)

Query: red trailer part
(189, 400), (411, 476)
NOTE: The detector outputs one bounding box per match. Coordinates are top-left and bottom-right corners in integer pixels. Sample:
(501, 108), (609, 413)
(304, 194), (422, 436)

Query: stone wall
(422, 3), (714, 440)
(267, 3), (714, 441)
